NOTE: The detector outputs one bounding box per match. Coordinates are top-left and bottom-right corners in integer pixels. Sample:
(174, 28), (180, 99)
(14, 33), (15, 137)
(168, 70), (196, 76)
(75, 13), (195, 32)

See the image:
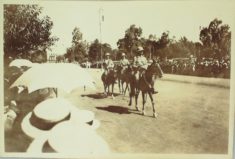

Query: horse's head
(147, 62), (163, 78)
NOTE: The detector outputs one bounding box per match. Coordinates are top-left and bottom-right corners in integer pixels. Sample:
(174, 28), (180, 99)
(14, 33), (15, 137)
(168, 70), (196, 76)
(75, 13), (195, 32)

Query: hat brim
(27, 135), (48, 153)
(27, 120), (104, 154)
(90, 119), (100, 130)
(69, 107), (100, 130)
(21, 112), (50, 139)
(22, 108), (100, 140)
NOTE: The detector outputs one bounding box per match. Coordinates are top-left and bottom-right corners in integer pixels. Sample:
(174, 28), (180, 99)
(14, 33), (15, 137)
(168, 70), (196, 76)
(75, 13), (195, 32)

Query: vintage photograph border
(0, 0), (234, 159)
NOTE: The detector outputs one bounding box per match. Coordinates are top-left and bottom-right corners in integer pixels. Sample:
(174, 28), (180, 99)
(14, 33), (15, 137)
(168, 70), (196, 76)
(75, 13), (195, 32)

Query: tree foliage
(199, 18), (231, 59)
(153, 32), (171, 59)
(117, 24), (143, 58)
(65, 27), (88, 62)
(4, 5), (58, 59)
(164, 37), (198, 59)
(88, 39), (114, 62)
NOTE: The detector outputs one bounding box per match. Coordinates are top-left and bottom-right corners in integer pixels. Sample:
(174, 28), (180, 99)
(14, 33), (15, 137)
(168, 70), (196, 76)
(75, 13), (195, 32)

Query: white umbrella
(9, 59), (33, 68)
(11, 63), (96, 95)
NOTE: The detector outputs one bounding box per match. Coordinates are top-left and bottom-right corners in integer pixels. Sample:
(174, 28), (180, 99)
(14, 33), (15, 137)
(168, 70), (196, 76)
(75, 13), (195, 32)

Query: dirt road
(5, 69), (230, 154)
(66, 69), (230, 154)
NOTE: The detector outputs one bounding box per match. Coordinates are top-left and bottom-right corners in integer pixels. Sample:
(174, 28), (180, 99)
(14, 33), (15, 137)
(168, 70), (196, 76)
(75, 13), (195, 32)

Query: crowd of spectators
(160, 58), (230, 78)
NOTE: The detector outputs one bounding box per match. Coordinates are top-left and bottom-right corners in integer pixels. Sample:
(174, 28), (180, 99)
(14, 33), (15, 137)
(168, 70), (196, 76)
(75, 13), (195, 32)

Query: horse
(101, 66), (118, 99)
(116, 65), (131, 95)
(128, 62), (163, 118)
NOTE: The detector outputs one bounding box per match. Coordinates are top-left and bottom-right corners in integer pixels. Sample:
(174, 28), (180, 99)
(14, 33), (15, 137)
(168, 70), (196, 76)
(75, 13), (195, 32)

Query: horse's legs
(103, 83), (107, 95)
(128, 83), (134, 106)
(118, 79), (122, 94)
(123, 82), (129, 96)
(135, 90), (140, 111)
(148, 92), (157, 118)
(121, 81), (125, 95)
(129, 93), (132, 106)
(142, 91), (147, 115)
(111, 83), (115, 99)
(108, 84), (110, 95)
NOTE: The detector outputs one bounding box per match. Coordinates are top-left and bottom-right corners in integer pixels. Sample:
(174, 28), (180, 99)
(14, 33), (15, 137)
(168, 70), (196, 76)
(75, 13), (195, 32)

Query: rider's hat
(121, 53), (126, 56)
(105, 52), (110, 56)
(137, 46), (144, 52)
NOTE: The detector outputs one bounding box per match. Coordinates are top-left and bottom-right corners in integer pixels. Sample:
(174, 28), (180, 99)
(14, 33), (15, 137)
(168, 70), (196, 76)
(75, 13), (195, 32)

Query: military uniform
(103, 58), (114, 75)
(104, 59), (114, 69)
(133, 55), (148, 69)
(120, 58), (129, 69)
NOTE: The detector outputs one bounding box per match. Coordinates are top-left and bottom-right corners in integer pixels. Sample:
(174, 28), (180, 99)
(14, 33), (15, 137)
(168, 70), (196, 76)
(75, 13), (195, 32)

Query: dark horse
(116, 65), (131, 96)
(101, 66), (118, 99)
(128, 62), (163, 118)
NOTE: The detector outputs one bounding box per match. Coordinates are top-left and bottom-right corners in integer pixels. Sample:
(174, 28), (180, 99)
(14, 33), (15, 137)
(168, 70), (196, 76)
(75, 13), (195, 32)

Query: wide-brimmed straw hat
(27, 121), (109, 154)
(105, 52), (110, 56)
(21, 98), (100, 139)
(121, 53), (126, 56)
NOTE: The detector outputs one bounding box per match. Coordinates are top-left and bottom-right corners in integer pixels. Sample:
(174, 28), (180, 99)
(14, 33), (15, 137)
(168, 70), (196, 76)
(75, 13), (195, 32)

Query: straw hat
(105, 52), (110, 56)
(121, 53), (126, 56)
(69, 106), (100, 129)
(27, 121), (109, 154)
(21, 98), (72, 139)
(21, 98), (100, 139)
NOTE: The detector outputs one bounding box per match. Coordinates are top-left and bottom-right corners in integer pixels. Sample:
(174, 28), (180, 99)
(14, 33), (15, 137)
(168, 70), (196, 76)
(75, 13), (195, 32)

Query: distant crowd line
(48, 54), (230, 79)
(159, 58), (230, 78)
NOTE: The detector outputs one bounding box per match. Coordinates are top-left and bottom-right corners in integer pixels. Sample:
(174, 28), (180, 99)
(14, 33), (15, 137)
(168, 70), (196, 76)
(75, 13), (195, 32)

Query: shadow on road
(96, 105), (131, 114)
(81, 93), (120, 99)
(81, 93), (107, 99)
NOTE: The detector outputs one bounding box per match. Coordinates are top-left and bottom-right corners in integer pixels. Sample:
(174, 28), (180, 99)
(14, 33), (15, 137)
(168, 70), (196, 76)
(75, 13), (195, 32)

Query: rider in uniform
(133, 46), (148, 77)
(103, 52), (114, 75)
(133, 46), (159, 94)
(119, 52), (129, 72)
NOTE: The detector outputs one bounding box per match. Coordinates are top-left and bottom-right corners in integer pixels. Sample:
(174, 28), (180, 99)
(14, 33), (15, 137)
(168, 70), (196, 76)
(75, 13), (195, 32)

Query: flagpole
(99, 7), (103, 70)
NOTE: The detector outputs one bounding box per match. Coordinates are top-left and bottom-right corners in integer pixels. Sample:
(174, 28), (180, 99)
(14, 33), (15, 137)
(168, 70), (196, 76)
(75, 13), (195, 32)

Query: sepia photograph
(1, 0), (234, 158)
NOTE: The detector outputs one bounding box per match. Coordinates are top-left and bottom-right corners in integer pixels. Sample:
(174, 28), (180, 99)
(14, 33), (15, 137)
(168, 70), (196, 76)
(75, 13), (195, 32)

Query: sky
(38, 1), (234, 55)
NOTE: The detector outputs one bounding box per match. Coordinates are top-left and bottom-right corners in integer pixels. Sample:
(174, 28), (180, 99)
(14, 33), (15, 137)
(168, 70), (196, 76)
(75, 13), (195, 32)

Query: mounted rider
(119, 52), (130, 72)
(103, 52), (114, 75)
(133, 46), (148, 77)
(133, 46), (159, 94)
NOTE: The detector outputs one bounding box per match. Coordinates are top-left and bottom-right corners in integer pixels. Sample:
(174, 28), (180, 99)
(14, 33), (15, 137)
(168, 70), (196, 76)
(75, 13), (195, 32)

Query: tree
(88, 39), (101, 62)
(102, 43), (112, 58)
(117, 24), (143, 58)
(65, 27), (87, 62)
(4, 5), (58, 60)
(88, 39), (114, 62)
(199, 18), (231, 60)
(153, 31), (170, 59)
(146, 34), (157, 59)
